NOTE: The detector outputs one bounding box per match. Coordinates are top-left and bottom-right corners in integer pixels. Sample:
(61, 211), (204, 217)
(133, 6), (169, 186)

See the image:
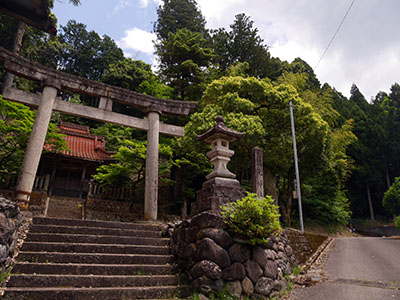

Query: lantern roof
(198, 116), (244, 143)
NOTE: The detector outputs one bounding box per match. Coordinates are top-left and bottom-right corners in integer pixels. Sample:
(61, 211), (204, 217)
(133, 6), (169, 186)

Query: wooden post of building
(144, 109), (160, 220)
(79, 166), (86, 199)
(251, 147), (264, 199)
(44, 174), (50, 192)
(48, 163), (57, 197)
(14, 84), (58, 209)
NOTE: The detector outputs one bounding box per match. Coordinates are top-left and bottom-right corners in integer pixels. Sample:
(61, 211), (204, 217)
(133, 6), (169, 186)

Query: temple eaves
(0, 0), (56, 35)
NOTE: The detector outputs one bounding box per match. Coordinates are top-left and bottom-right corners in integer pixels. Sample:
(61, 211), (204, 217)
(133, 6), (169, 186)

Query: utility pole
(289, 101), (304, 232)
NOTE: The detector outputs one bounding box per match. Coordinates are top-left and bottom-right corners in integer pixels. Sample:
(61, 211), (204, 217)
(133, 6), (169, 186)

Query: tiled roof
(44, 121), (112, 162)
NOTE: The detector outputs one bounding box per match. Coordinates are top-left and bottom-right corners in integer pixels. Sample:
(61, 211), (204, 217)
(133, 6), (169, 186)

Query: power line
(315, 0), (356, 70)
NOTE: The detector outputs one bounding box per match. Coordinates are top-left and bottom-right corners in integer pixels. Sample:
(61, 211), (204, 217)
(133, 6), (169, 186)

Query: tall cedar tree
(153, 0), (213, 101)
(154, 0), (207, 41)
(211, 14), (281, 80)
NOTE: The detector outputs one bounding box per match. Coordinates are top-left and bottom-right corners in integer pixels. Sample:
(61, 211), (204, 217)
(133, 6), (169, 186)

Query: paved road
(290, 237), (400, 300)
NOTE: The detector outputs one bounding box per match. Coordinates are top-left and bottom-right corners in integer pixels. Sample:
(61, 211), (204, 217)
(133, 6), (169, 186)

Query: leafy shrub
(221, 193), (281, 245)
(383, 177), (400, 216)
(395, 216), (400, 230)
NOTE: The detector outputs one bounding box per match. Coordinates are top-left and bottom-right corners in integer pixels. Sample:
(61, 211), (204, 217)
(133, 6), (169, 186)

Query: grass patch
(298, 221), (352, 236)
(135, 268), (149, 276)
(0, 267), (13, 284)
(292, 265), (301, 276)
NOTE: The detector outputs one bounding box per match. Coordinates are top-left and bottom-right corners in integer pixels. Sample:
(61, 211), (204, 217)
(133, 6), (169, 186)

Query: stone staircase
(3, 217), (187, 300)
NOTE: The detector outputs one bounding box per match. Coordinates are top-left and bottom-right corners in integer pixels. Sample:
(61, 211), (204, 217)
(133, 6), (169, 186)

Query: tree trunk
(386, 166), (391, 189)
(366, 184), (375, 221)
(3, 21), (27, 92)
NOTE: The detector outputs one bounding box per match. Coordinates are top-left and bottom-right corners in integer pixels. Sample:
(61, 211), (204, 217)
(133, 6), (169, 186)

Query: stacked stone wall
(0, 198), (21, 273)
(170, 212), (296, 298)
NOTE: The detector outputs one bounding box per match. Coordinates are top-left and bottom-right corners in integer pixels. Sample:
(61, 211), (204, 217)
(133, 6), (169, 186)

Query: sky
(53, 0), (400, 101)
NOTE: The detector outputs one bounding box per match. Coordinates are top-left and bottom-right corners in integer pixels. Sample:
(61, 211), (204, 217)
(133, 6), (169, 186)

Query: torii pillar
(144, 107), (161, 220)
(14, 82), (59, 209)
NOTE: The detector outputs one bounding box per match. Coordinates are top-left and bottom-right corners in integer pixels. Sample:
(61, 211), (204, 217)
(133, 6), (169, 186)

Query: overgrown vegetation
(383, 177), (400, 217)
(221, 193), (281, 245)
(0, 267), (13, 284)
(394, 216), (400, 230)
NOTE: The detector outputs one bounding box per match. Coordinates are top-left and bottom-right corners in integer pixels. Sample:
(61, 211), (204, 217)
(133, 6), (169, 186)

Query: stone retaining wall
(170, 212), (296, 298)
(0, 198), (21, 273)
(285, 229), (328, 265)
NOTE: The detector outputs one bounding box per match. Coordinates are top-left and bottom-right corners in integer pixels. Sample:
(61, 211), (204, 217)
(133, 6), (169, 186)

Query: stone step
(4, 217), (186, 300)
(7, 274), (179, 288)
(2, 286), (187, 300)
(25, 232), (169, 246)
(18, 251), (174, 265)
(12, 262), (175, 275)
(32, 216), (164, 231)
(29, 224), (162, 238)
(22, 241), (170, 255)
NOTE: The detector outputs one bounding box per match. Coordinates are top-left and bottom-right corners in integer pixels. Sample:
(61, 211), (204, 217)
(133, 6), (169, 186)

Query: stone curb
(291, 237), (334, 287)
(301, 236), (333, 274)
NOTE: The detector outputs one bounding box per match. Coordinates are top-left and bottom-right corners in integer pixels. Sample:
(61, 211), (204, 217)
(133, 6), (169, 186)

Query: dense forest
(1, 0), (400, 228)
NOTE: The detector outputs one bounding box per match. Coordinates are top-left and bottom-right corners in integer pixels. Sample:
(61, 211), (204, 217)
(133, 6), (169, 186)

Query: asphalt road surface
(290, 237), (400, 300)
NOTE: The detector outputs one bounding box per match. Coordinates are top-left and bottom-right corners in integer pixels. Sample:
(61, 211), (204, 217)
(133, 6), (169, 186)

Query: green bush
(383, 177), (400, 216)
(221, 193), (281, 245)
(395, 216), (400, 229)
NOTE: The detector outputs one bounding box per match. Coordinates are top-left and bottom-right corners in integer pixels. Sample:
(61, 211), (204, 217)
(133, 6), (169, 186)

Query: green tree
(284, 58), (320, 91)
(91, 123), (136, 154)
(102, 57), (173, 99)
(302, 119), (355, 225)
(0, 96), (67, 185)
(383, 177), (400, 216)
(275, 78), (354, 225)
(156, 28), (214, 100)
(182, 75), (329, 226)
(56, 20), (124, 81)
(211, 14), (281, 80)
(332, 84), (389, 220)
(154, 0), (213, 100)
(154, 0), (207, 41)
(381, 84), (400, 184)
(93, 139), (174, 198)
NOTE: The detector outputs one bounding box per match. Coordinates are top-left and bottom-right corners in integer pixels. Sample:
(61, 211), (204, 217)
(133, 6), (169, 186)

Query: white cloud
(270, 40), (320, 69)
(138, 0), (163, 8)
(118, 27), (156, 55)
(112, 0), (162, 16)
(114, 0), (134, 13)
(196, 0), (246, 27)
(195, 0), (400, 100)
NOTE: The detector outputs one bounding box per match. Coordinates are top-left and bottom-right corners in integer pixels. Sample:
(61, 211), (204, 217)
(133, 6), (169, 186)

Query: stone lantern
(191, 116), (246, 215)
(200, 115), (243, 180)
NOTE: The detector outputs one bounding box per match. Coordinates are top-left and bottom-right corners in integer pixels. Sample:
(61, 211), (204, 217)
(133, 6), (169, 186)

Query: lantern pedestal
(191, 177), (246, 215)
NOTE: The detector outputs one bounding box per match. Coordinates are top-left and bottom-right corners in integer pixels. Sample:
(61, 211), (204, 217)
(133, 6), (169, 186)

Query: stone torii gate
(0, 47), (196, 220)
